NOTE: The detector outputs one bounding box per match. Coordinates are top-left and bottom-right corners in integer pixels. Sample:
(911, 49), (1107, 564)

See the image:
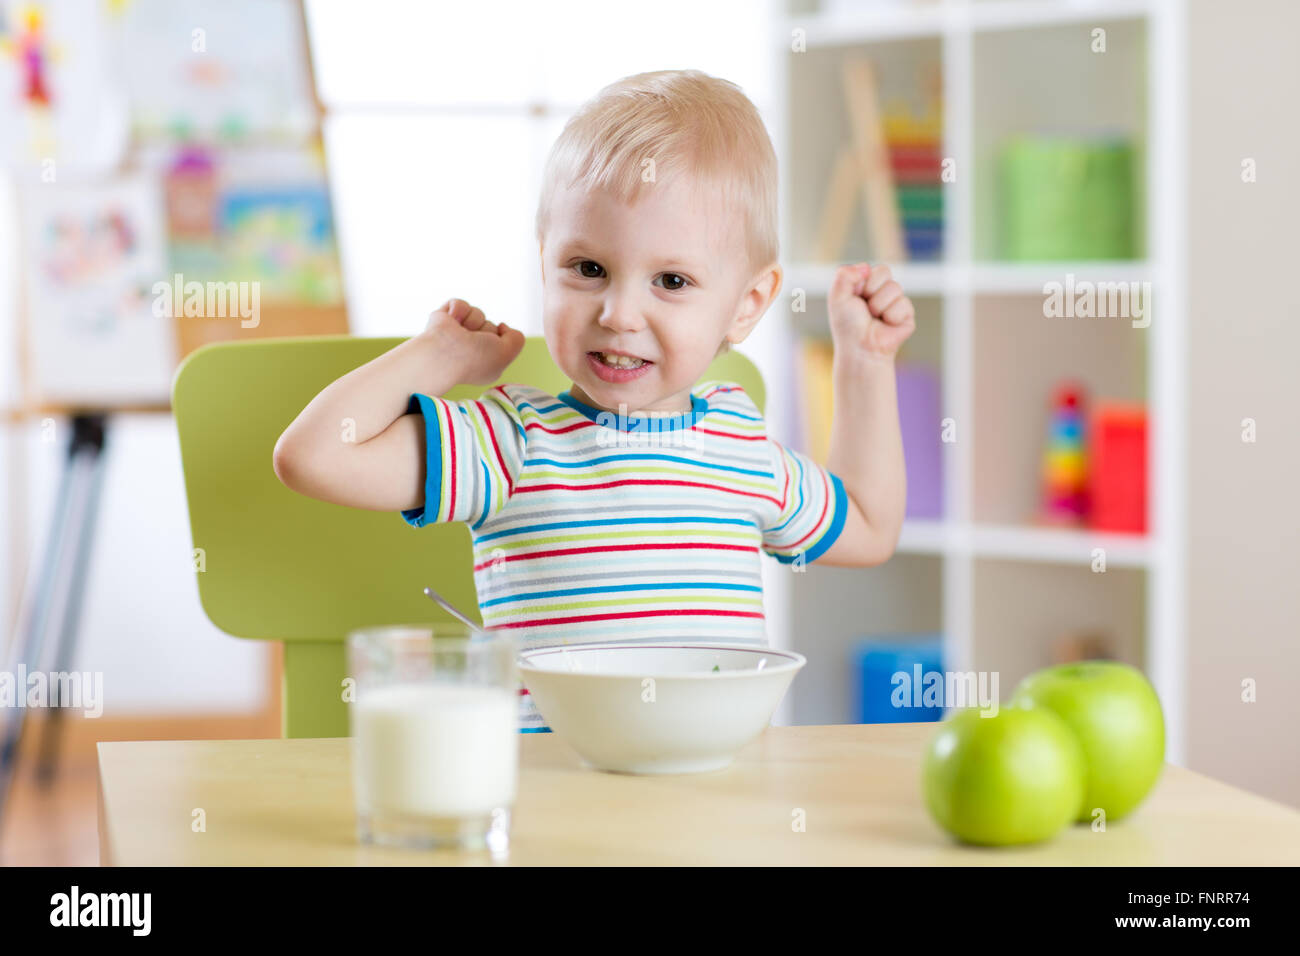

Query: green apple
(1011, 661), (1164, 823)
(922, 705), (1086, 846)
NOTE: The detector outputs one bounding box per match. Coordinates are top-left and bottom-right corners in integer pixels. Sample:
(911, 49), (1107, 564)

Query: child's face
(539, 174), (778, 414)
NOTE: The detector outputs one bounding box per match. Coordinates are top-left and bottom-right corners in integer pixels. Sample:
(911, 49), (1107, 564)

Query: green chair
(172, 335), (766, 738)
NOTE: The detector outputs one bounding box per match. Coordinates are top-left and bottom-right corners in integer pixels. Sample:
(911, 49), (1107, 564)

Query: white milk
(352, 683), (518, 818)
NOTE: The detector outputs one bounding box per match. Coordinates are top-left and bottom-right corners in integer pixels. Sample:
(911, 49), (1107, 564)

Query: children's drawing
(0, 0), (128, 170)
(20, 173), (176, 405)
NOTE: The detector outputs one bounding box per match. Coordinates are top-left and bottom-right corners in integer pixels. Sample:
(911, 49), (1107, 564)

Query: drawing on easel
(163, 144), (344, 306)
(0, 0), (129, 172)
(19, 172), (176, 406)
(104, 0), (316, 144)
(5, 0), (345, 410)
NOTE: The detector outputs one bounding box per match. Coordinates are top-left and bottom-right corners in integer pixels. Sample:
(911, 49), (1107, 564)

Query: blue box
(854, 637), (945, 724)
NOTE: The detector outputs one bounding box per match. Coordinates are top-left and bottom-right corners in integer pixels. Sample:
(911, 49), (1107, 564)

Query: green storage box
(1000, 136), (1136, 260)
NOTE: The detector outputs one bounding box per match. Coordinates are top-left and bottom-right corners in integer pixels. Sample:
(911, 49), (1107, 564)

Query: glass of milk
(347, 625), (519, 854)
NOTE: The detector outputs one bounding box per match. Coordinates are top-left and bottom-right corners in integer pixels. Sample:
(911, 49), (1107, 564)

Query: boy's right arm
(272, 299), (524, 512)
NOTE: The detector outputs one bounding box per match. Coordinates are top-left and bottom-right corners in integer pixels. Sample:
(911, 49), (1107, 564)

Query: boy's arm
(818, 263), (916, 567)
(820, 351), (907, 566)
(273, 300), (524, 511)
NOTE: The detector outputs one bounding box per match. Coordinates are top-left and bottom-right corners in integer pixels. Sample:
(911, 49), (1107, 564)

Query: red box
(1088, 402), (1148, 533)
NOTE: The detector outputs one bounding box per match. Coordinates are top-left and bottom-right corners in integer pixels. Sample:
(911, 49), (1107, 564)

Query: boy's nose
(597, 300), (647, 334)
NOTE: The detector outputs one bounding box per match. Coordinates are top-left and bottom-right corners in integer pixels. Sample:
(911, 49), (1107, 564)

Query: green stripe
(466, 407), (502, 515)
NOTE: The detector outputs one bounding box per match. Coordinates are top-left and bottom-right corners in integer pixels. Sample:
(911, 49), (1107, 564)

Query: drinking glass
(347, 625), (518, 854)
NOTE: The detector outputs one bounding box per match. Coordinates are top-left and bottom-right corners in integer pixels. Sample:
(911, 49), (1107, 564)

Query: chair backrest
(172, 335), (765, 737)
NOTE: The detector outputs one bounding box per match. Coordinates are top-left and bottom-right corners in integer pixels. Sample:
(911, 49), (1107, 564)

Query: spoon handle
(422, 586), (483, 634)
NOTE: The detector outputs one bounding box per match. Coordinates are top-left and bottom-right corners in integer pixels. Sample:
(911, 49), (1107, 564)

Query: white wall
(1186, 0), (1300, 808)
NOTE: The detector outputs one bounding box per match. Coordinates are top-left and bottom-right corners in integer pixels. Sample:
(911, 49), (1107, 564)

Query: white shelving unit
(760, 0), (1186, 762)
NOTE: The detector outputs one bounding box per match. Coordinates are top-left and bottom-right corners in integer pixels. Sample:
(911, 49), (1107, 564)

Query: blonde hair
(535, 70), (779, 280)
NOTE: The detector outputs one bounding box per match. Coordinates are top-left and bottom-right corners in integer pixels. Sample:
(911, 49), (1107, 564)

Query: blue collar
(556, 389), (709, 431)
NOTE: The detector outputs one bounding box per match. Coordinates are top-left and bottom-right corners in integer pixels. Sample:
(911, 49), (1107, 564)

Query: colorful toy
(1000, 135), (1136, 260)
(855, 637), (945, 724)
(1088, 402), (1148, 533)
(1040, 381), (1089, 525)
(883, 90), (944, 261)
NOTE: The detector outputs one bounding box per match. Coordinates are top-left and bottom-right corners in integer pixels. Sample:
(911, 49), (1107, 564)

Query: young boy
(273, 70), (915, 732)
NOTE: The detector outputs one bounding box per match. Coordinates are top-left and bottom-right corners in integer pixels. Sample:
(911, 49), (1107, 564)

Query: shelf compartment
(971, 556), (1147, 692)
(786, 35), (945, 265)
(971, 293), (1148, 527)
(972, 16), (1149, 262)
(788, 554), (944, 724)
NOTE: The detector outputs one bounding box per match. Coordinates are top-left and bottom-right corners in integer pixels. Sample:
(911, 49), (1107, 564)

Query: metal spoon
(422, 586), (485, 636)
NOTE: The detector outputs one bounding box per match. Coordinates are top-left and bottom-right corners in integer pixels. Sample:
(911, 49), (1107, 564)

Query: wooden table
(97, 723), (1300, 865)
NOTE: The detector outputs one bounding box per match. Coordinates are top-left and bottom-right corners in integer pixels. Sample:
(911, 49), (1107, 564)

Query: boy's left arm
(820, 263), (916, 567)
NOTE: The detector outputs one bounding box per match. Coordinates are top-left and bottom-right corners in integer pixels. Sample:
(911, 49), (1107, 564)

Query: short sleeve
(761, 439), (848, 564)
(400, 386), (527, 529)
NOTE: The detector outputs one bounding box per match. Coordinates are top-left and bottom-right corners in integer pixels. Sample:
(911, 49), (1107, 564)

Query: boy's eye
(570, 261), (689, 291)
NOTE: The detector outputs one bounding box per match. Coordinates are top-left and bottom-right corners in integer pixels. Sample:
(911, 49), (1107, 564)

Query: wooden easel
(0, 0), (345, 825)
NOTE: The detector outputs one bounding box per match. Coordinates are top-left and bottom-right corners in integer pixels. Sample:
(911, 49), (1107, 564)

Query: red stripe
(494, 608), (766, 630)
(472, 541), (758, 572)
(775, 442), (791, 513)
(525, 420), (592, 435)
(700, 385), (742, 399)
(693, 427), (765, 441)
(476, 399), (514, 495)
(517, 477), (782, 508)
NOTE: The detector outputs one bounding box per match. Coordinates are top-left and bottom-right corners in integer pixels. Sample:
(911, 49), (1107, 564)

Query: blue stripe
(770, 471), (848, 565)
(519, 399), (568, 416)
(471, 457), (491, 530)
(519, 726), (552, 733)
(481, 580), (763, 608)
(556, 390), (709, 430)
(475, 514), (755, 544)
(400, 393), (443, 528)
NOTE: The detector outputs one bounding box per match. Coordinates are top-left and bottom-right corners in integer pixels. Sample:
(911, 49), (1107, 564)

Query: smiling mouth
(589, 351), (652, 369)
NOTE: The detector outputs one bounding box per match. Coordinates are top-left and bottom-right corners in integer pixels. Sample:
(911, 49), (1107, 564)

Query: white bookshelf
(759, 0), (1186, 763)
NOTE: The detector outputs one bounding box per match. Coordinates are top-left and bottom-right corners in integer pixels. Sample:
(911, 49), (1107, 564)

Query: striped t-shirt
(400, 380), (848, 731)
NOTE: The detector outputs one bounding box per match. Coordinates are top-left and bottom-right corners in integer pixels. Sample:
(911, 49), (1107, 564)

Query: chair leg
(281, 641), (348, 739)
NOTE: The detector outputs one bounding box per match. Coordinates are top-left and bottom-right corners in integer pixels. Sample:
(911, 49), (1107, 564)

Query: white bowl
(517, 642), (806, 774)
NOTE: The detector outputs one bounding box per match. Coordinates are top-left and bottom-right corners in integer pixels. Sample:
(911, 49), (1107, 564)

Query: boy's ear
(728, 262), (783, 345)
